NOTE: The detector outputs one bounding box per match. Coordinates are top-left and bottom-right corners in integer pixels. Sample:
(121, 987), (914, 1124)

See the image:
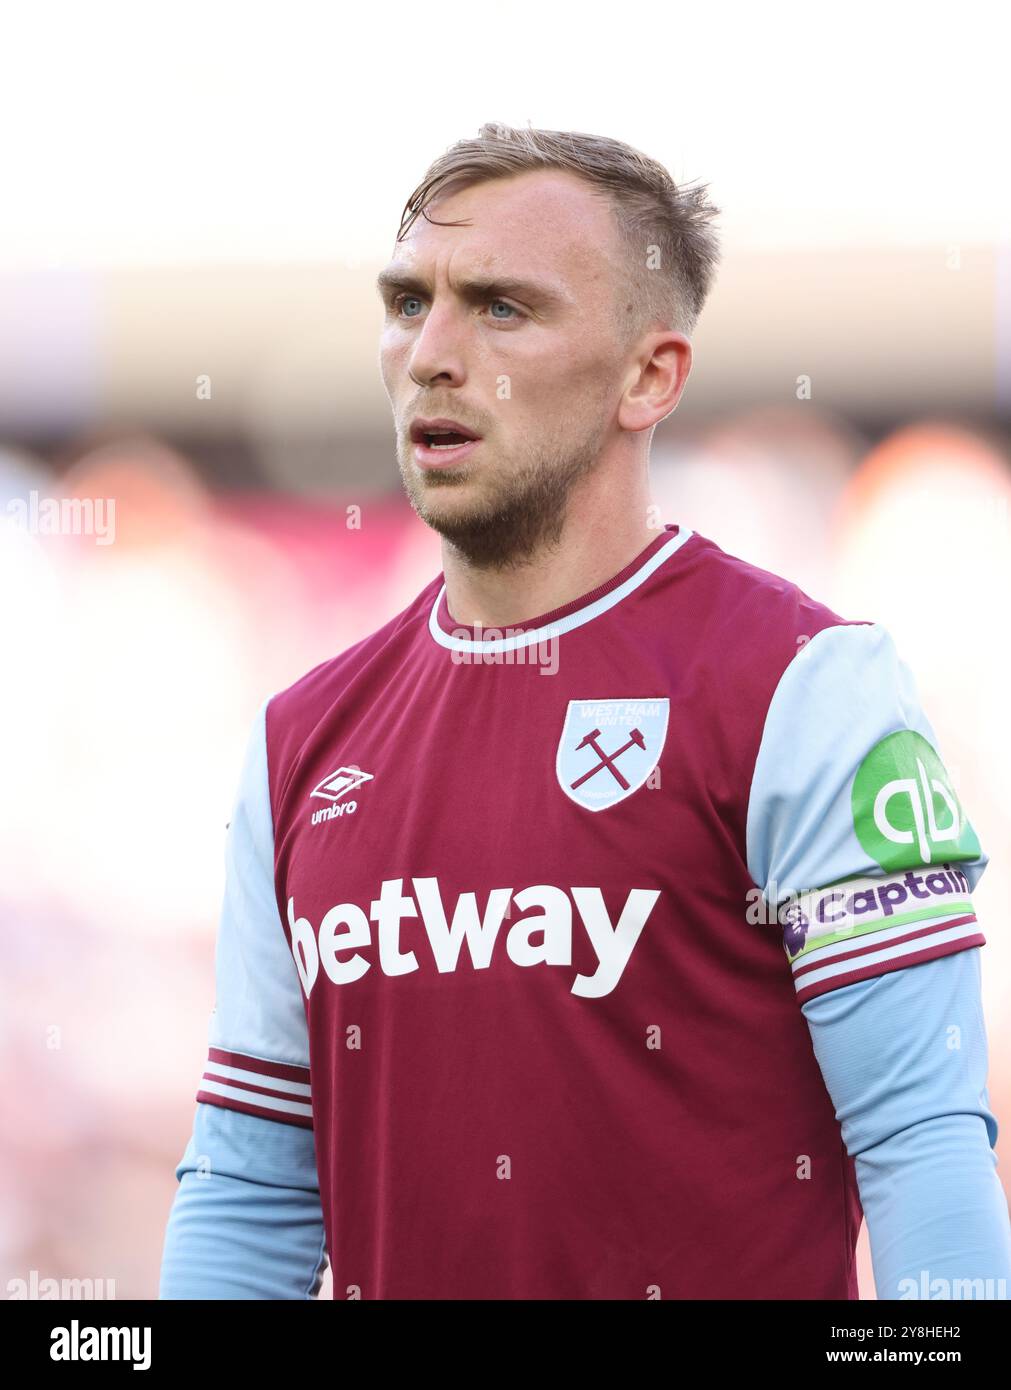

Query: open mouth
(422, 430), (473, 449)
(410, 419), (483, 467)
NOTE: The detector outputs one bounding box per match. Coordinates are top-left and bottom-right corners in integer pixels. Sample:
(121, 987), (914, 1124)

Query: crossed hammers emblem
(570, 727), (646, 792)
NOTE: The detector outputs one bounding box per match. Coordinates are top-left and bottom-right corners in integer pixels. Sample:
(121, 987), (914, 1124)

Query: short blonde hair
(396, 122), (722, 342)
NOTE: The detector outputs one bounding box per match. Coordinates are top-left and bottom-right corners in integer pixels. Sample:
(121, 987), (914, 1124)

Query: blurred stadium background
(1, 2), (1008, 1301)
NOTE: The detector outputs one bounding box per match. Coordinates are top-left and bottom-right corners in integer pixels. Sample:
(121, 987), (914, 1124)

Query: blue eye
(390, 293), (522, 322)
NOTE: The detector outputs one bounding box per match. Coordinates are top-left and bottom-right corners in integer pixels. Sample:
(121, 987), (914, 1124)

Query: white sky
(2, 0), (1008, 269)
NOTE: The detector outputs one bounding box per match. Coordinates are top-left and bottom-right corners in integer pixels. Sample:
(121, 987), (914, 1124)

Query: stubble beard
(397, 418), (609, 571)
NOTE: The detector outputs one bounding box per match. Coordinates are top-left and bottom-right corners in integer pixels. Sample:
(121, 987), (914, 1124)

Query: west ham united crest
(556, 698), (670, 812)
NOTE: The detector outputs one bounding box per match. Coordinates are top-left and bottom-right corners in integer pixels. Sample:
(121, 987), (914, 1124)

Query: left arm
(745, 619), (1009, 1298)
(803, 947), (1011, 1299)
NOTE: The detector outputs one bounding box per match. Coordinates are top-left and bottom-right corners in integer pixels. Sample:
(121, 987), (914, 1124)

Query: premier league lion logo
(779, 901), (810, 958)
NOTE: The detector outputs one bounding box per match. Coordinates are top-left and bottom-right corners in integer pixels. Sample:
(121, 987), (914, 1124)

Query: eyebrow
(375, 267), (568, 312)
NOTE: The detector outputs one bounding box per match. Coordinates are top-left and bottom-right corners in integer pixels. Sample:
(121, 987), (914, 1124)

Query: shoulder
(263, 573), (442, 777)
(678, 529), (867, 658)
(667, 531), (876, 758)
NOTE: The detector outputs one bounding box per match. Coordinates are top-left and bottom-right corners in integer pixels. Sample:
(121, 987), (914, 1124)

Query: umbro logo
(310, 766), (373, 826)
(312, 767), (373, 802)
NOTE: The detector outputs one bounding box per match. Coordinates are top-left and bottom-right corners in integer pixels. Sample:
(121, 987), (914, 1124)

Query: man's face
(377, 169), (635, 567)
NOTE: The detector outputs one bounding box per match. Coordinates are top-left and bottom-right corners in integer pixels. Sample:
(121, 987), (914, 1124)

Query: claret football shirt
(195, 523), (987, 1299)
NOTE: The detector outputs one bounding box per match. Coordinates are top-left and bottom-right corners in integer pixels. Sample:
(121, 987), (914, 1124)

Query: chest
(273, 643), (757, 1009)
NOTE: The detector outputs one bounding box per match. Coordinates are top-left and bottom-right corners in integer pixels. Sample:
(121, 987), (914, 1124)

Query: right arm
(160, 1103), (327, 1299)
(159, 698), (328, 1299)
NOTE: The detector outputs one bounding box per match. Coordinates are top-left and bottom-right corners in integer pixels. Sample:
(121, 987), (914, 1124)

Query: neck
(440, 496), (661, 631)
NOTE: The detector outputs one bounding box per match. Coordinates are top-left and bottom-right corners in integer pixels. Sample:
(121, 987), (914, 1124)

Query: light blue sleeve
(160, 697), (328, 1298)
(746, 620), (1008, 1297)
(746, 621), (987, 1004)
(803, 948), (1011, 1300)
(160, 1102), (327, 1300)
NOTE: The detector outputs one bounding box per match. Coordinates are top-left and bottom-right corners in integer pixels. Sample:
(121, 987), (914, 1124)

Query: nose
(406, 303), (467, 389)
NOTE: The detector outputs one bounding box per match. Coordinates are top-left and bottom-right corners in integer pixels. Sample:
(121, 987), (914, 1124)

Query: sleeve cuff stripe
(793, 918), (982, 990)
(196, 1090), (314, 1131)
(197, 1078), (314, 1119)
(791, 912), (977, 975)
(207, 1047), (310, 1084)
(203, 1059), (311, 1098)
(794, 933), (985, 1004)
